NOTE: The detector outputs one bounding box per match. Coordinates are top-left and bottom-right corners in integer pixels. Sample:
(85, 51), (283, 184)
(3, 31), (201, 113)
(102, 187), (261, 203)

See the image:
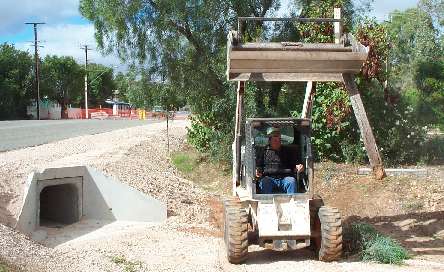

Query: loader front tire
(223, 198), (248, 264)
(317, 206), (343, 262)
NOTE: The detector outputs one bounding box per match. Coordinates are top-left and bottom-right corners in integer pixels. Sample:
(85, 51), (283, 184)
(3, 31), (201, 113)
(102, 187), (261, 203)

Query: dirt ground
(312, 162), (444, 260)
(0, 120), (443, 271)
(198, 159), (444, 266)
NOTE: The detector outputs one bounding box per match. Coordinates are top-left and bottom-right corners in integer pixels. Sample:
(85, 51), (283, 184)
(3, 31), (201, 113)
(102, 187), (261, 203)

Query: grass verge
(170, 145), (231, 195)
(171, 152), (198, 173)
(350, 223), (410, 265)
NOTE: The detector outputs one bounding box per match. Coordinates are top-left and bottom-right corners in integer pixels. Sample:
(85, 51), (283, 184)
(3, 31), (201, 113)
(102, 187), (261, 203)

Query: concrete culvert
(39, 184), (80, 227)
(16, 166), (166, 241)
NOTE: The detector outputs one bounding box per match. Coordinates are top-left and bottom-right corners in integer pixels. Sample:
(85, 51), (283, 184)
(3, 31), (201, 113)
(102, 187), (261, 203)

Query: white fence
(27, 101), (61, 120)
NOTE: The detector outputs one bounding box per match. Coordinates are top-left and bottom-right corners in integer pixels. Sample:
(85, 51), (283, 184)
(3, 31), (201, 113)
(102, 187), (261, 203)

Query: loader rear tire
(309, 197), (324, 252)
(223, 197), (248, 264)
(317, 206), (343, 262)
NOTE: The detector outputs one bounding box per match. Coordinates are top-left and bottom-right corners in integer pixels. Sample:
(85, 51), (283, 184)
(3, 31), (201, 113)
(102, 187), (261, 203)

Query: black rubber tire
(309, 197), (324, 252)
(317, 206), (343, 261)
(223, 197), (248, 264)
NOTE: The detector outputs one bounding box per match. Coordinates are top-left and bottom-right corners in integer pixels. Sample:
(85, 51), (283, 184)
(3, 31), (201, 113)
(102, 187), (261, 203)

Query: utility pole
(25, 22), (45, 120)
(81, 45), (92, 119)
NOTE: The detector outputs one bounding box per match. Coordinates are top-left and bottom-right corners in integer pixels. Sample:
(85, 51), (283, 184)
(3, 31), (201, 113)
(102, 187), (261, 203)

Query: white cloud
(15, 24), (127, 71)
(0, 0), (80, 35)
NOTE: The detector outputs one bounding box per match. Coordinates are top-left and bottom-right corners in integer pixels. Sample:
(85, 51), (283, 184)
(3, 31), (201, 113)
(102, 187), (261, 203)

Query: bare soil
(178, 152), (444, 264)
(312, 162), (444, 261)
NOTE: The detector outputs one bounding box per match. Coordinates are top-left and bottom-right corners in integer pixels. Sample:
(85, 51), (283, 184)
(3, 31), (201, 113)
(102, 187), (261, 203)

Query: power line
(25, 22), (45, 120)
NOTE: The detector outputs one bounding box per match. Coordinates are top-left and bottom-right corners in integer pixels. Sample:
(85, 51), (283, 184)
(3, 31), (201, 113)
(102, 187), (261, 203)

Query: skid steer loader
(223, 10), (369, 264)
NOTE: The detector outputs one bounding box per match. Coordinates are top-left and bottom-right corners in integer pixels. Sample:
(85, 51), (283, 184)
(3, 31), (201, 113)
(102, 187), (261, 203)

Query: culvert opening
(39, 183), (81, 227)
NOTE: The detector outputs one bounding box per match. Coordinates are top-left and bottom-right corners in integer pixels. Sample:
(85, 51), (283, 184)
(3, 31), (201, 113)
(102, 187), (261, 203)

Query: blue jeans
(259, 176), (296, 194)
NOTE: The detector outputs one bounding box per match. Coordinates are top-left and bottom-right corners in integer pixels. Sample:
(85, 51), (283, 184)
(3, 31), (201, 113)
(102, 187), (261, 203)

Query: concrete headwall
(16, 166), (166, 236)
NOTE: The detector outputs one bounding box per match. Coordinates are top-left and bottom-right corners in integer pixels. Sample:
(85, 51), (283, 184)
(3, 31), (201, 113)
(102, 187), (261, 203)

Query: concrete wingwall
(16, 166), (166, 236)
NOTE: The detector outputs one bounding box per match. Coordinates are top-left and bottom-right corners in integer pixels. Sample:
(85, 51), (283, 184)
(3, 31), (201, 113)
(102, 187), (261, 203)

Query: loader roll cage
(229, 9), (386, 198)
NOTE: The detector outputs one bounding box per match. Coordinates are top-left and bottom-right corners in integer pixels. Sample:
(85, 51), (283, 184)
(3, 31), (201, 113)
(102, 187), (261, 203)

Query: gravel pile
(97, 129), (212, 226)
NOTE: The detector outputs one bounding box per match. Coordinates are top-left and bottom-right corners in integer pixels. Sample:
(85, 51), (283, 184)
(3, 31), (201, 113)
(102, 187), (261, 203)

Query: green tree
(40, 55), (83, 118)
(79, 0), (281, 160)
(0, 43), (34, 120)
(118, 71), (155, 109)
(386, 3), (444, 128)
(386, 7), (442, 91)
(87, 63), (116, 108)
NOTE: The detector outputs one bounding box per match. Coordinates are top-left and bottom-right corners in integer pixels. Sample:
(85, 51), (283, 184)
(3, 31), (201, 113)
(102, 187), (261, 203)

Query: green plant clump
(352, 223), (410, 265)
(171, 152), (196, 173)
(362, 235), (410, 265)
(110, 255), (141, 272)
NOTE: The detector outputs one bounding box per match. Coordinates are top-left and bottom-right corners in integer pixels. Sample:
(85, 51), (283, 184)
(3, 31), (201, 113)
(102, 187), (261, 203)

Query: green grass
(110, 255), (142, 272)
(351, 223), (410, 265)
(0, 264), (7, 272)
(171, 152), (197, 173)
(170, 146), (232, 195)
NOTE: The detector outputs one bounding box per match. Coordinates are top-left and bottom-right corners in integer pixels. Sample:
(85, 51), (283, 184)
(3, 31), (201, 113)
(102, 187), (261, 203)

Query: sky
(0, 0), (419, 72)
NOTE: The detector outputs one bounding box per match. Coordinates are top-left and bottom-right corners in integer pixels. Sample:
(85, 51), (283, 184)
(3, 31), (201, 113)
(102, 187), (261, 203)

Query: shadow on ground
(344, 211), (444, 258)
(244, 248), (315, 264)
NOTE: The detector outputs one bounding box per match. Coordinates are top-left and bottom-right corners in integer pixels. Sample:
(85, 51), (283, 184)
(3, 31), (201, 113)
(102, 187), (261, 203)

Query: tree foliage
(87, 63), (116, 107)
(0, 43), (122, 120)
(40, 55), (84, 118)
(0, 43), (34, 120)
(385, 2), (444, 128)
(78, 0), (444, 164)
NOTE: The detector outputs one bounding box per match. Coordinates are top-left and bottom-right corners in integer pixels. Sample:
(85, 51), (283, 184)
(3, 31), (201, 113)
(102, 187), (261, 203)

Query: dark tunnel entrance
(39, 183), (81, 227)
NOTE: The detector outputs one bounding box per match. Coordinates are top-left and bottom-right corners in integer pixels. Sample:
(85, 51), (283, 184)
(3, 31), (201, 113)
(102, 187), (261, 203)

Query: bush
(351, 223), (410, 265)
(420, 136), (444, 164)
(362, 235), (410, 265)
(290, 82), (365, 163)
(359, 80), (427, 165)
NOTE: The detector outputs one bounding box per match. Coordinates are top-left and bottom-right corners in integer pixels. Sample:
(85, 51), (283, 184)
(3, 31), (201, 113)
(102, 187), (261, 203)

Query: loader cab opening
(243, 118), (312, 195)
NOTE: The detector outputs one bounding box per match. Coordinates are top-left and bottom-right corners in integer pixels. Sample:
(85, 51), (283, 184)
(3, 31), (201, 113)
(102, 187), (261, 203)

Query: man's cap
(266, 127), (281, 136)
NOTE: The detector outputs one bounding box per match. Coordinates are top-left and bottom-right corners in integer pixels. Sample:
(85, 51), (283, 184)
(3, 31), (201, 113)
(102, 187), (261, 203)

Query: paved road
(0, 119), (161, 152)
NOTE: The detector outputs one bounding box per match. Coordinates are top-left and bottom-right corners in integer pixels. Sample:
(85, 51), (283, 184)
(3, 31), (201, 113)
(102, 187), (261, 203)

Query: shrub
(420, 136), (444, 164)
(360, 80), (427, 165)
(351, 223), (410, 265)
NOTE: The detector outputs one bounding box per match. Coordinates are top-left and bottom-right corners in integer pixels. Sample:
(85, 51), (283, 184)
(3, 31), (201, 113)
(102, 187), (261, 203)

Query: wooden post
(301, 81), (316, 119)
(342, 74), (386, 180)
(233, 81), (245, 195)
(334, 8), (342, 44)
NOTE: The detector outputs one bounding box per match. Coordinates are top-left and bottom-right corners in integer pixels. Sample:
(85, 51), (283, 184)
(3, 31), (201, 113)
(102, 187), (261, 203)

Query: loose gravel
(0, 120), (443, 272)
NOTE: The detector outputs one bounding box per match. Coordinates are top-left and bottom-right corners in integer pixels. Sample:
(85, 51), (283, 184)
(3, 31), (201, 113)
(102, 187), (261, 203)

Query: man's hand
(255, 169), (263, 178)
(295, 164), (305, 173)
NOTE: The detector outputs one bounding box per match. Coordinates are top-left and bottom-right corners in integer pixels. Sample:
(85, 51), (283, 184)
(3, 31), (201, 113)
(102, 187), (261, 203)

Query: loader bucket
(226, 32), (368, 82)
